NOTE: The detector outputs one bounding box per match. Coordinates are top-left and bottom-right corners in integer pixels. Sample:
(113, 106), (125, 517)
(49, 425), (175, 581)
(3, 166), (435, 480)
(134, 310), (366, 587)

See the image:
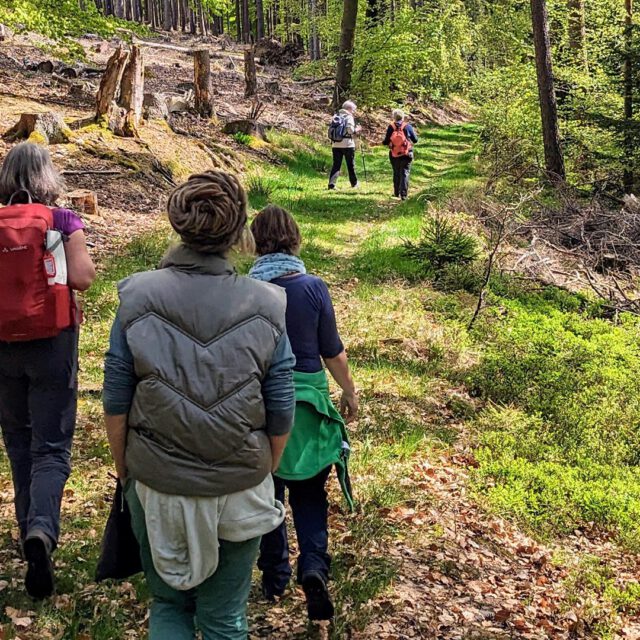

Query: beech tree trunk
(241, 0), (251, 43)
(96, 47), (130, 119)
(334, 0), (358, 108)
(624, 0), (634, 192)
(531, 0), (565, 181)
(194, 49), (213, 117)
(244, 46), (258, 97)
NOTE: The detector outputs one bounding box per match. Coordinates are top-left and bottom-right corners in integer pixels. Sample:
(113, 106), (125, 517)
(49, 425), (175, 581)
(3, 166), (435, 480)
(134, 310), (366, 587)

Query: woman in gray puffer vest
(103, 171), (296, 640)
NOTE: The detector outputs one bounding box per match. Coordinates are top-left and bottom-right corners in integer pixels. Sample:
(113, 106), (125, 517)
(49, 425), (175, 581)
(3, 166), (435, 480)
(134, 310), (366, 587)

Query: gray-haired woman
(0, 142), (96, 598)
(382, 109), (419, 200)
(103, 170), (295, 639)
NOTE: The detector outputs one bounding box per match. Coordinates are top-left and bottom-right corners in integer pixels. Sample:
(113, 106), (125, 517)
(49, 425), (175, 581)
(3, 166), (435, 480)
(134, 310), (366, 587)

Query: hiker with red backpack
(0, 143), (96, 599)
(327, 100), (361, 190)
(382, 109), (419, 200)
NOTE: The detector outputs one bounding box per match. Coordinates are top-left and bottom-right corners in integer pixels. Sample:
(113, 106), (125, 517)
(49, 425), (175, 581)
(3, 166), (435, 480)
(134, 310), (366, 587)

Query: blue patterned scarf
(249, 253), (306, 282)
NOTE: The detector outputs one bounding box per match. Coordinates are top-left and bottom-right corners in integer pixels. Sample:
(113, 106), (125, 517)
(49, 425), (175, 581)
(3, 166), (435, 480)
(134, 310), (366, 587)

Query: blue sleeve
(406, 124), (419, 144)
(262, 333), (296, 436)
(382, 125), (393, 146)
(103, 310), (138, 416)
(316, 280), (345, 360)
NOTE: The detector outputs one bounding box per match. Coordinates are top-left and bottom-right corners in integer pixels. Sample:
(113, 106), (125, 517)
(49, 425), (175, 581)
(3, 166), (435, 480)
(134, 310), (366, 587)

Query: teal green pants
(125, 481), (260, 640)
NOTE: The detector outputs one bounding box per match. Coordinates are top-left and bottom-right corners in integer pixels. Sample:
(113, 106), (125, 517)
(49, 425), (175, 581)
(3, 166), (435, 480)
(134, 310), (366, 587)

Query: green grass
(1, 122), (639, 638)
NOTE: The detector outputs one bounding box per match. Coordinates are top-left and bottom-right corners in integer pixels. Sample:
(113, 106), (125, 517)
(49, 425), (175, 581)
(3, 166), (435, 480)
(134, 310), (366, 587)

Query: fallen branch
(293, 76), (333, 85)
(62, 169), (126, 175)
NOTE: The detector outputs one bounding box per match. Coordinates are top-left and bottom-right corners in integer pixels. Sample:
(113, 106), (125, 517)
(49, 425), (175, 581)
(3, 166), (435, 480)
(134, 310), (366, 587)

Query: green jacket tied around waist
(276, 370), (354, 511)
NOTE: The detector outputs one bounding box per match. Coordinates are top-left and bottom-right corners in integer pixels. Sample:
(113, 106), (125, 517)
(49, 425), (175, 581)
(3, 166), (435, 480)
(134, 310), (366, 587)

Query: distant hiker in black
(382, 109), (419, 200)
(327, 100), (361, 190)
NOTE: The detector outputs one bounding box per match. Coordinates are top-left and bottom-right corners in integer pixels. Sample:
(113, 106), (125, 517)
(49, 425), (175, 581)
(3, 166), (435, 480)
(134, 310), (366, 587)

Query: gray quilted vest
(118, 245), (287, 497)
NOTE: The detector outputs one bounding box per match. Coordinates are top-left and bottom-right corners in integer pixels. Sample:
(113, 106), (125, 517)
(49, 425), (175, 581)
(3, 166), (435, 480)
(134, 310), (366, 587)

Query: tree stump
(265, 81), (280, 95)
(244, 47), (258, 98)
(193, 49), (212, 117)
(143, 92), (169, 119)
(119, 45), (144, 136)
(67, 190), (99, 217)
(96, 47), (130, 120)
(3, 112), (71, 144)
(223, 119), (266, 139)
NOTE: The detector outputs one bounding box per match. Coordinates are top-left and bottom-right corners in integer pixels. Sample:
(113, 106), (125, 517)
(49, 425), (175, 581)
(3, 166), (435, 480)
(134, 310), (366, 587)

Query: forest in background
(1, 0), (640, 191)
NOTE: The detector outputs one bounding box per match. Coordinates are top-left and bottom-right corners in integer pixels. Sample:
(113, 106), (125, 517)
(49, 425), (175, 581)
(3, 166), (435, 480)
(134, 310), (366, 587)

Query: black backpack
(328, 113), (348, 142)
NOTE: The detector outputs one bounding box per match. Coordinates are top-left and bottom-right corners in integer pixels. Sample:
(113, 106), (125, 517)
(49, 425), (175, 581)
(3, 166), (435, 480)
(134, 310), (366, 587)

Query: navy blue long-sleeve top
(269, 273), (344, 373)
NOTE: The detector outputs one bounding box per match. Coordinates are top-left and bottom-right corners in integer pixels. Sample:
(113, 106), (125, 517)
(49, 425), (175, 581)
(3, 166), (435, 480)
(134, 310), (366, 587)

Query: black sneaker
(302, 572), (334, 621)
(24, 534), (54, 599)
(328, 184), (336, 190)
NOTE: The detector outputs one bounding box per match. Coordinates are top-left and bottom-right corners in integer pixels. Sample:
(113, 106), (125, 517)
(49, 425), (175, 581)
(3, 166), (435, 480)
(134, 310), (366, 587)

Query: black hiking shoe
(302, 572), (334, 621)
(262, 579), (286, 603)
(24, 534), (54, 599)
(328, 184), (336, 190)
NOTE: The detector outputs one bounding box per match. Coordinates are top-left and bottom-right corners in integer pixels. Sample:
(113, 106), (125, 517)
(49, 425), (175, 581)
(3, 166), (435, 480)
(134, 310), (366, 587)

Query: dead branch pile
(529, 191), (640, 275)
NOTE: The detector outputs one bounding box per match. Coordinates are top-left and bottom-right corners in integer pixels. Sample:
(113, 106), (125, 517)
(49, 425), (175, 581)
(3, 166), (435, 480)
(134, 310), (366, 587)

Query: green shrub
(473, 406), (640, 546)
(404, 214), (479, 272)
(469, 303), (640, 467)
(434, 262), (484, 294)
(246, 174), (277, 209)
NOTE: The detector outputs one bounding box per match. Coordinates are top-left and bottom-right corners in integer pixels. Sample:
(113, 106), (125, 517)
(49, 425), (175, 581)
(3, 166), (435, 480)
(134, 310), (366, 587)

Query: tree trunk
(242, 0), (252, 43)
(530, 0), (565, 181)
(334, 0), (358, 108)
(567, 0), (588, 71)
(96, 47), (130, 119)
(163, 0), (172, 30)
(309, 0), (320, 59)
(194, 49), (213, 117)
(256, 0), (265, 40)
(624, 0), (634, 192)
(244, 46), (258, 97)
(119, 45), (145, 136)
(235, 0), (242, 41)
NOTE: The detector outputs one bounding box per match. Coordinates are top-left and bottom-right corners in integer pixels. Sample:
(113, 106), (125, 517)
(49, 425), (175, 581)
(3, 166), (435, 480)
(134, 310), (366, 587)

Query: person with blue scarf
(249, 205), (358, 621)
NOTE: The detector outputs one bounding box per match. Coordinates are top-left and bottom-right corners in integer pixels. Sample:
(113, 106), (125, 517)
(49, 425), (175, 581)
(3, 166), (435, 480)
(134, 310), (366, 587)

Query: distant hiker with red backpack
(382, 109), (419, 200)
(0, 143), (96, 599)
(327, 100), (361, 190)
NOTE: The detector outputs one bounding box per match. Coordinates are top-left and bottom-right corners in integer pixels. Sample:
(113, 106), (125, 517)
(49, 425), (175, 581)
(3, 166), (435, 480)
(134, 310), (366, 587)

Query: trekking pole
(360, 141), (368, 183)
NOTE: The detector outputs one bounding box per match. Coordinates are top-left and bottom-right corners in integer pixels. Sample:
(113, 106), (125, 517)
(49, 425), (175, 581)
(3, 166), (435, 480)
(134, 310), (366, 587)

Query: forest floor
(0, 32), (639, 640)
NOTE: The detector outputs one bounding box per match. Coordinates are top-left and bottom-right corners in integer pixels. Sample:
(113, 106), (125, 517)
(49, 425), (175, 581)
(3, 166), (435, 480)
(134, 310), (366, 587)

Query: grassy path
(1, 125), (639, 639)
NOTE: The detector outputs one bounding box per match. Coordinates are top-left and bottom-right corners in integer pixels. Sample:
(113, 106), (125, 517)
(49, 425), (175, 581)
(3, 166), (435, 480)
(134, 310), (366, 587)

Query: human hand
(355, 125), (362, 134)
(340, 390), (359, 423)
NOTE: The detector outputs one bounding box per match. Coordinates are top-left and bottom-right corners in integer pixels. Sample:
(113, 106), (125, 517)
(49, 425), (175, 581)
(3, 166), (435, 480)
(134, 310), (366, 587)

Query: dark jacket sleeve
(382, 124), (394, 146)
(405, 124), (419, 144)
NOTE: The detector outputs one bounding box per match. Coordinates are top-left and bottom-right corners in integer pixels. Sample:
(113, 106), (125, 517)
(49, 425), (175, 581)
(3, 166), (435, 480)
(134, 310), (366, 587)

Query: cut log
(67, 189), (99, 217)
(59, 66), (78, 79)
(36, 60), (55, 74)
(244, 47), (258, 98)
(96, 47), (130, 119)
(143, 92), (169, 119)
(119, 45), (144, 136)
(3, 112), (71, 145)
(193, 49), (212, 117)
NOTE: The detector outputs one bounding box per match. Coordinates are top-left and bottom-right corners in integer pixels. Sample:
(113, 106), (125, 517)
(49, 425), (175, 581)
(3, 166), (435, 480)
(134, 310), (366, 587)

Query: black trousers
(258, 466), (332, 592)
(329, 147), (358, 187)
(0, 327), (79, 547)
(391, 153), (413, 197)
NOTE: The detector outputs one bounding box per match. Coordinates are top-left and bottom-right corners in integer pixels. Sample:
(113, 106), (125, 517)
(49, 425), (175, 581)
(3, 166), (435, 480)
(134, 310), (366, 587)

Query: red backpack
(0, 202), (75, 342)
(389, 121), (413, 158)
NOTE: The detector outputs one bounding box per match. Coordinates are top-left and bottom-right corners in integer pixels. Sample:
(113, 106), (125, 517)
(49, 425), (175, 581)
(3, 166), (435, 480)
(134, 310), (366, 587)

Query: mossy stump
(3, 112), (71, 145)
